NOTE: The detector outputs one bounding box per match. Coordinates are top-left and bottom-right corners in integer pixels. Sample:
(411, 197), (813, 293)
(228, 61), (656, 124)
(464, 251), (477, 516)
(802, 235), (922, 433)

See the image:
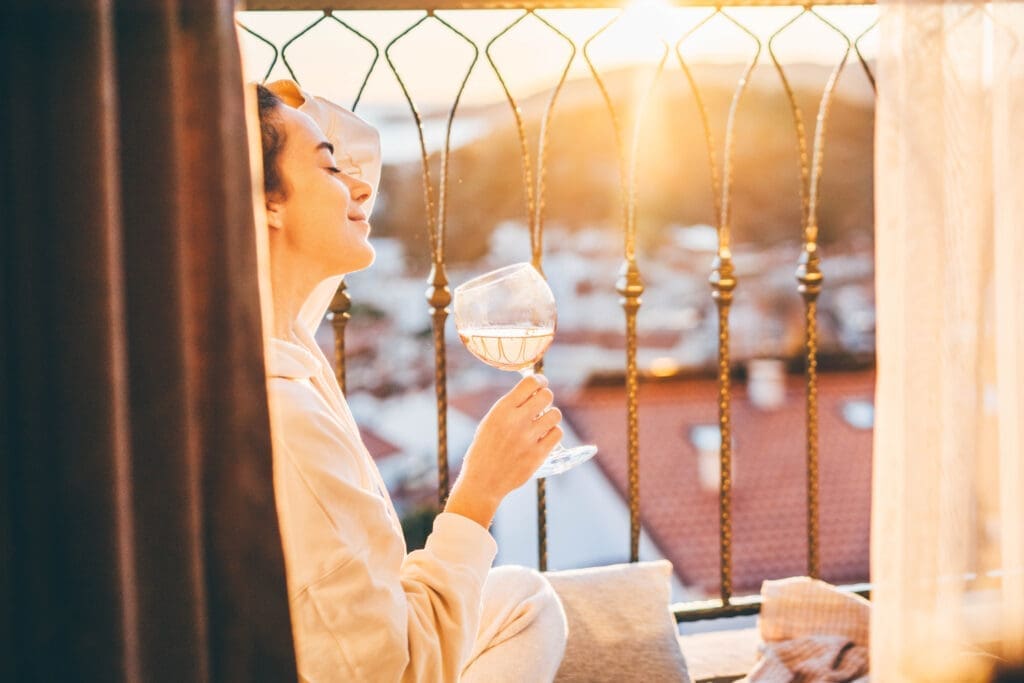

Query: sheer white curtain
(872, 1), (1024, 680)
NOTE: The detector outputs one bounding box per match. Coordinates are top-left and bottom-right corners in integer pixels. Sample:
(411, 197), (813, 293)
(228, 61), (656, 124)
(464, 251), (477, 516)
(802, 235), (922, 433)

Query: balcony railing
(237, 0), (878, 632)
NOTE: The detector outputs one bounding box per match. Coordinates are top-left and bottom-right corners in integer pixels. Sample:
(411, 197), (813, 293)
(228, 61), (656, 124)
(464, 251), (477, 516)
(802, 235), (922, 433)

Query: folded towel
(744, 577), (870, 683)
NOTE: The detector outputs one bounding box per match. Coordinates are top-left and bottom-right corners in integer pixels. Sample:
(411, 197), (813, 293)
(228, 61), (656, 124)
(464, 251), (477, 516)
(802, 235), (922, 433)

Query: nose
(348, 176), (372, 207)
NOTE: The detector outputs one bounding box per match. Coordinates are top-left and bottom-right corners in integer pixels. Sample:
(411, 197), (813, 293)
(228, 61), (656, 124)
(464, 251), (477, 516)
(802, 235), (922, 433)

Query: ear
(265, 197), (286, 231)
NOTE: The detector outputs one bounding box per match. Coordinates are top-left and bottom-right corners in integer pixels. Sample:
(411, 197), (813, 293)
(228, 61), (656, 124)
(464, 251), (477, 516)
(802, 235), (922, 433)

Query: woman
(255, 81), (568, 682)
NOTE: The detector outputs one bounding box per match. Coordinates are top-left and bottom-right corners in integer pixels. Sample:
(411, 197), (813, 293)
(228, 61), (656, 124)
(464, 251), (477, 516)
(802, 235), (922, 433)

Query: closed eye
(326, 166), (343, 175)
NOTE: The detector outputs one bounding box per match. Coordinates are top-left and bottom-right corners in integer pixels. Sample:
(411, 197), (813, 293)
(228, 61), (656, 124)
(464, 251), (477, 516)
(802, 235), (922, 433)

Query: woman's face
(267, 105), (375, 279)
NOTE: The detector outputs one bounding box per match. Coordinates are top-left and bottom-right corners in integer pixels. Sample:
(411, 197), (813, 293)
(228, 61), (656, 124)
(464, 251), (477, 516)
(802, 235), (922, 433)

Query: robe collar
(266, 336), (320, 380)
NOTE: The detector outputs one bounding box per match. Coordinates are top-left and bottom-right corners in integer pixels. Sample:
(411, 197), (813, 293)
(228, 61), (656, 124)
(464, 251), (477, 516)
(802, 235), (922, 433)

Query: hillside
(371, 62), (875, 266)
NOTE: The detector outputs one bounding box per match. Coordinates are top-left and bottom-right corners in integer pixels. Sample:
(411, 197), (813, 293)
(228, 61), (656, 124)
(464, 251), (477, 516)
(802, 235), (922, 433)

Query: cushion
(677, 626), (760, 682)
(545, 560), (691, 683)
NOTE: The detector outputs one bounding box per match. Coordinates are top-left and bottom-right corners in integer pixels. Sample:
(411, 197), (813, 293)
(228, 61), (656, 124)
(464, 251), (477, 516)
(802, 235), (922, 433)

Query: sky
(236, 3), (879, 111)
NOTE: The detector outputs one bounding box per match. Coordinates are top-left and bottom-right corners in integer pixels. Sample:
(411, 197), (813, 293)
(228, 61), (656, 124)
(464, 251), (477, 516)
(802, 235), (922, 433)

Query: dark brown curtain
(1, 1), (297, 680)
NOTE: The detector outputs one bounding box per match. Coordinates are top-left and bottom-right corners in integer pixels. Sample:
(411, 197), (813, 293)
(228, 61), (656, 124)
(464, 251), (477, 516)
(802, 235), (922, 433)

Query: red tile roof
(361, 427), (402, 460)
(448, 387), (498, 422)
(562, 370), (874, 597)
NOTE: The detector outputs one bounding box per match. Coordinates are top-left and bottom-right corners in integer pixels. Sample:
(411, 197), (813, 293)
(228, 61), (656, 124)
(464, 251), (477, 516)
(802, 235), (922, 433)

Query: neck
(269, 248), (320, 342)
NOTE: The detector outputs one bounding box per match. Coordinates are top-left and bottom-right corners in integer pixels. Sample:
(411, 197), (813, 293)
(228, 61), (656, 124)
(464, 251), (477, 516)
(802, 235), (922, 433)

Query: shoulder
(268, 376), (365, 485)
(269, 378), (394, 586)
(268, 375), (328, 419)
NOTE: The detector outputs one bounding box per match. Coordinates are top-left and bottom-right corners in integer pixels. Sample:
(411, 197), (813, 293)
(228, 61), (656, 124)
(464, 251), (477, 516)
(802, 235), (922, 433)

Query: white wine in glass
(454, 263), (598, 478)
(458, 326), (555, 372)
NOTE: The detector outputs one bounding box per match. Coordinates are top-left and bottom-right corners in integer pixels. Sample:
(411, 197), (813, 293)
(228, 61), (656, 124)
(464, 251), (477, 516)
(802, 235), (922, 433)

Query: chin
(344, 244), (375, 275)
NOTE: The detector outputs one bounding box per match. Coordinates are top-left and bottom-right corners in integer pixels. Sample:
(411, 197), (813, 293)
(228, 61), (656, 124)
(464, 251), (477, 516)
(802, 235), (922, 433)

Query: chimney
(691, 425), (734, 492)
(747, 358), (786, 411)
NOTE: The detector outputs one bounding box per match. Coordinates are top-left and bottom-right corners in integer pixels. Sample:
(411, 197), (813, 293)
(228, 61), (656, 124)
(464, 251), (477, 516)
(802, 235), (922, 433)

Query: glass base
(532, 444), (598, 479)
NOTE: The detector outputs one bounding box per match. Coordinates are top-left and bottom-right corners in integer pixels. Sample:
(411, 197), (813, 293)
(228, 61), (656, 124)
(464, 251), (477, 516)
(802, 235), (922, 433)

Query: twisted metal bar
(535, 476), (548, 571)
(717, 12), (760, 254)
(677, 7), (764, 238)
(769, 7), (851, 580)
(698, 10), (761, 603)
(531, 12), (576, 266)
(769, 9), (812, 232)
(619, 258), (645, 563)
(385, 12), (479, 507)
(806, 11), (850, 244)
(583, 12), (670, 562)
(485, 9), (576, 570)
(675, 9), (723, 224)
(625, 44), (669, 563)
(533, 16), (575, 571)
(485, 11), (537, 247)
(626, 42), (670, 261)
(582, 12), (629, 237)
(534, 356), (548, 569)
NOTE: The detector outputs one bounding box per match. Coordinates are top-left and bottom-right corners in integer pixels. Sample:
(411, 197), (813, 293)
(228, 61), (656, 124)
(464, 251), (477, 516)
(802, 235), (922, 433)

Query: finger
(520, 387), (554, 418)
(531, 407), (562, 435)
(509, 374), (549, 407)
(537, 424), (563, 448)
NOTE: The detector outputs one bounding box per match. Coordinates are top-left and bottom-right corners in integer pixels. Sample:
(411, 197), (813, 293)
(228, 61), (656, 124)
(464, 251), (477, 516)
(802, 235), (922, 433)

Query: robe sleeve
(270, 378), (497, 683)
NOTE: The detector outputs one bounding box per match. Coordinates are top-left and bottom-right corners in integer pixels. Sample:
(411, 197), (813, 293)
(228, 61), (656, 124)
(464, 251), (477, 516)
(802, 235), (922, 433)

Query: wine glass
(453, 262), (598, 478)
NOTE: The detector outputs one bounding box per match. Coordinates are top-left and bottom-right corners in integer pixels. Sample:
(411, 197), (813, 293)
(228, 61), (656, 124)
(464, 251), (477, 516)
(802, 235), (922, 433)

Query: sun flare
(618, 0), (679, 45)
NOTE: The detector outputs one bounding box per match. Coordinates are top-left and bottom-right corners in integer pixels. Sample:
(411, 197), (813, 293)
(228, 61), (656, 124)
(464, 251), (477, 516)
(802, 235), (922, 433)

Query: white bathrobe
(267, 323), (498, 682)
(265, 82), (566, 682)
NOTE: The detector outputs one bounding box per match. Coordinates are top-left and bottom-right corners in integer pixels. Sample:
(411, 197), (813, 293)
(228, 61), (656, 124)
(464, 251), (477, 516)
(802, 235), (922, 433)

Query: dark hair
(256, 84), (286, 200)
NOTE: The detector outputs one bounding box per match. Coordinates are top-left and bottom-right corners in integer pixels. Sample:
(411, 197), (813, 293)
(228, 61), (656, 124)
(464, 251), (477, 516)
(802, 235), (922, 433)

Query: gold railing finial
(329, 280), (352, 393)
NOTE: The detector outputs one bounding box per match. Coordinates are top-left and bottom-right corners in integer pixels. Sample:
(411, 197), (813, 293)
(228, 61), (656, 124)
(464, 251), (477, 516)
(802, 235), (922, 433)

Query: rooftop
(563, 368), (874, 595)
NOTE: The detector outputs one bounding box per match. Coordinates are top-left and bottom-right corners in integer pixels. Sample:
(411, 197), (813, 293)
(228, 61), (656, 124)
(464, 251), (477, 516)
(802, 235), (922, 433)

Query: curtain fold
(1, 1), (296, 680)
(873, 1), (1024, 680)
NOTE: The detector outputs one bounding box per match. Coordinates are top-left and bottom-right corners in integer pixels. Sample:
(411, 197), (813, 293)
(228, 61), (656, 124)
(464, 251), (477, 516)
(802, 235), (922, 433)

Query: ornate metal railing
(238, 0), (878, 629)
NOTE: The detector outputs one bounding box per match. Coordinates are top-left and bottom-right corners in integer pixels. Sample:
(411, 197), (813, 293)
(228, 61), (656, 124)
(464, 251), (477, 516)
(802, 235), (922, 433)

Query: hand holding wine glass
(454, 262), (598, 479)
(445, 373), (564, 527)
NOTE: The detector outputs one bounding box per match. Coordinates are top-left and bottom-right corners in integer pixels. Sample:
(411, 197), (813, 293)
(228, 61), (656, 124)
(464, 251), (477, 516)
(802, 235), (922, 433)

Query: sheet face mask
(268, 78), (383, 335)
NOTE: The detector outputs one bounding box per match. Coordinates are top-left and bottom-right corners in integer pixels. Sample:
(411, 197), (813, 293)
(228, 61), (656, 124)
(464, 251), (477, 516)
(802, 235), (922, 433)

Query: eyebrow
(316, 141), (334, 155)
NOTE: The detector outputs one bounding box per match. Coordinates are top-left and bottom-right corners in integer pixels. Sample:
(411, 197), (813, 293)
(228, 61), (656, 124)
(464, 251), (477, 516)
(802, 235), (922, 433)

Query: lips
(348, 213), (368, 222)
